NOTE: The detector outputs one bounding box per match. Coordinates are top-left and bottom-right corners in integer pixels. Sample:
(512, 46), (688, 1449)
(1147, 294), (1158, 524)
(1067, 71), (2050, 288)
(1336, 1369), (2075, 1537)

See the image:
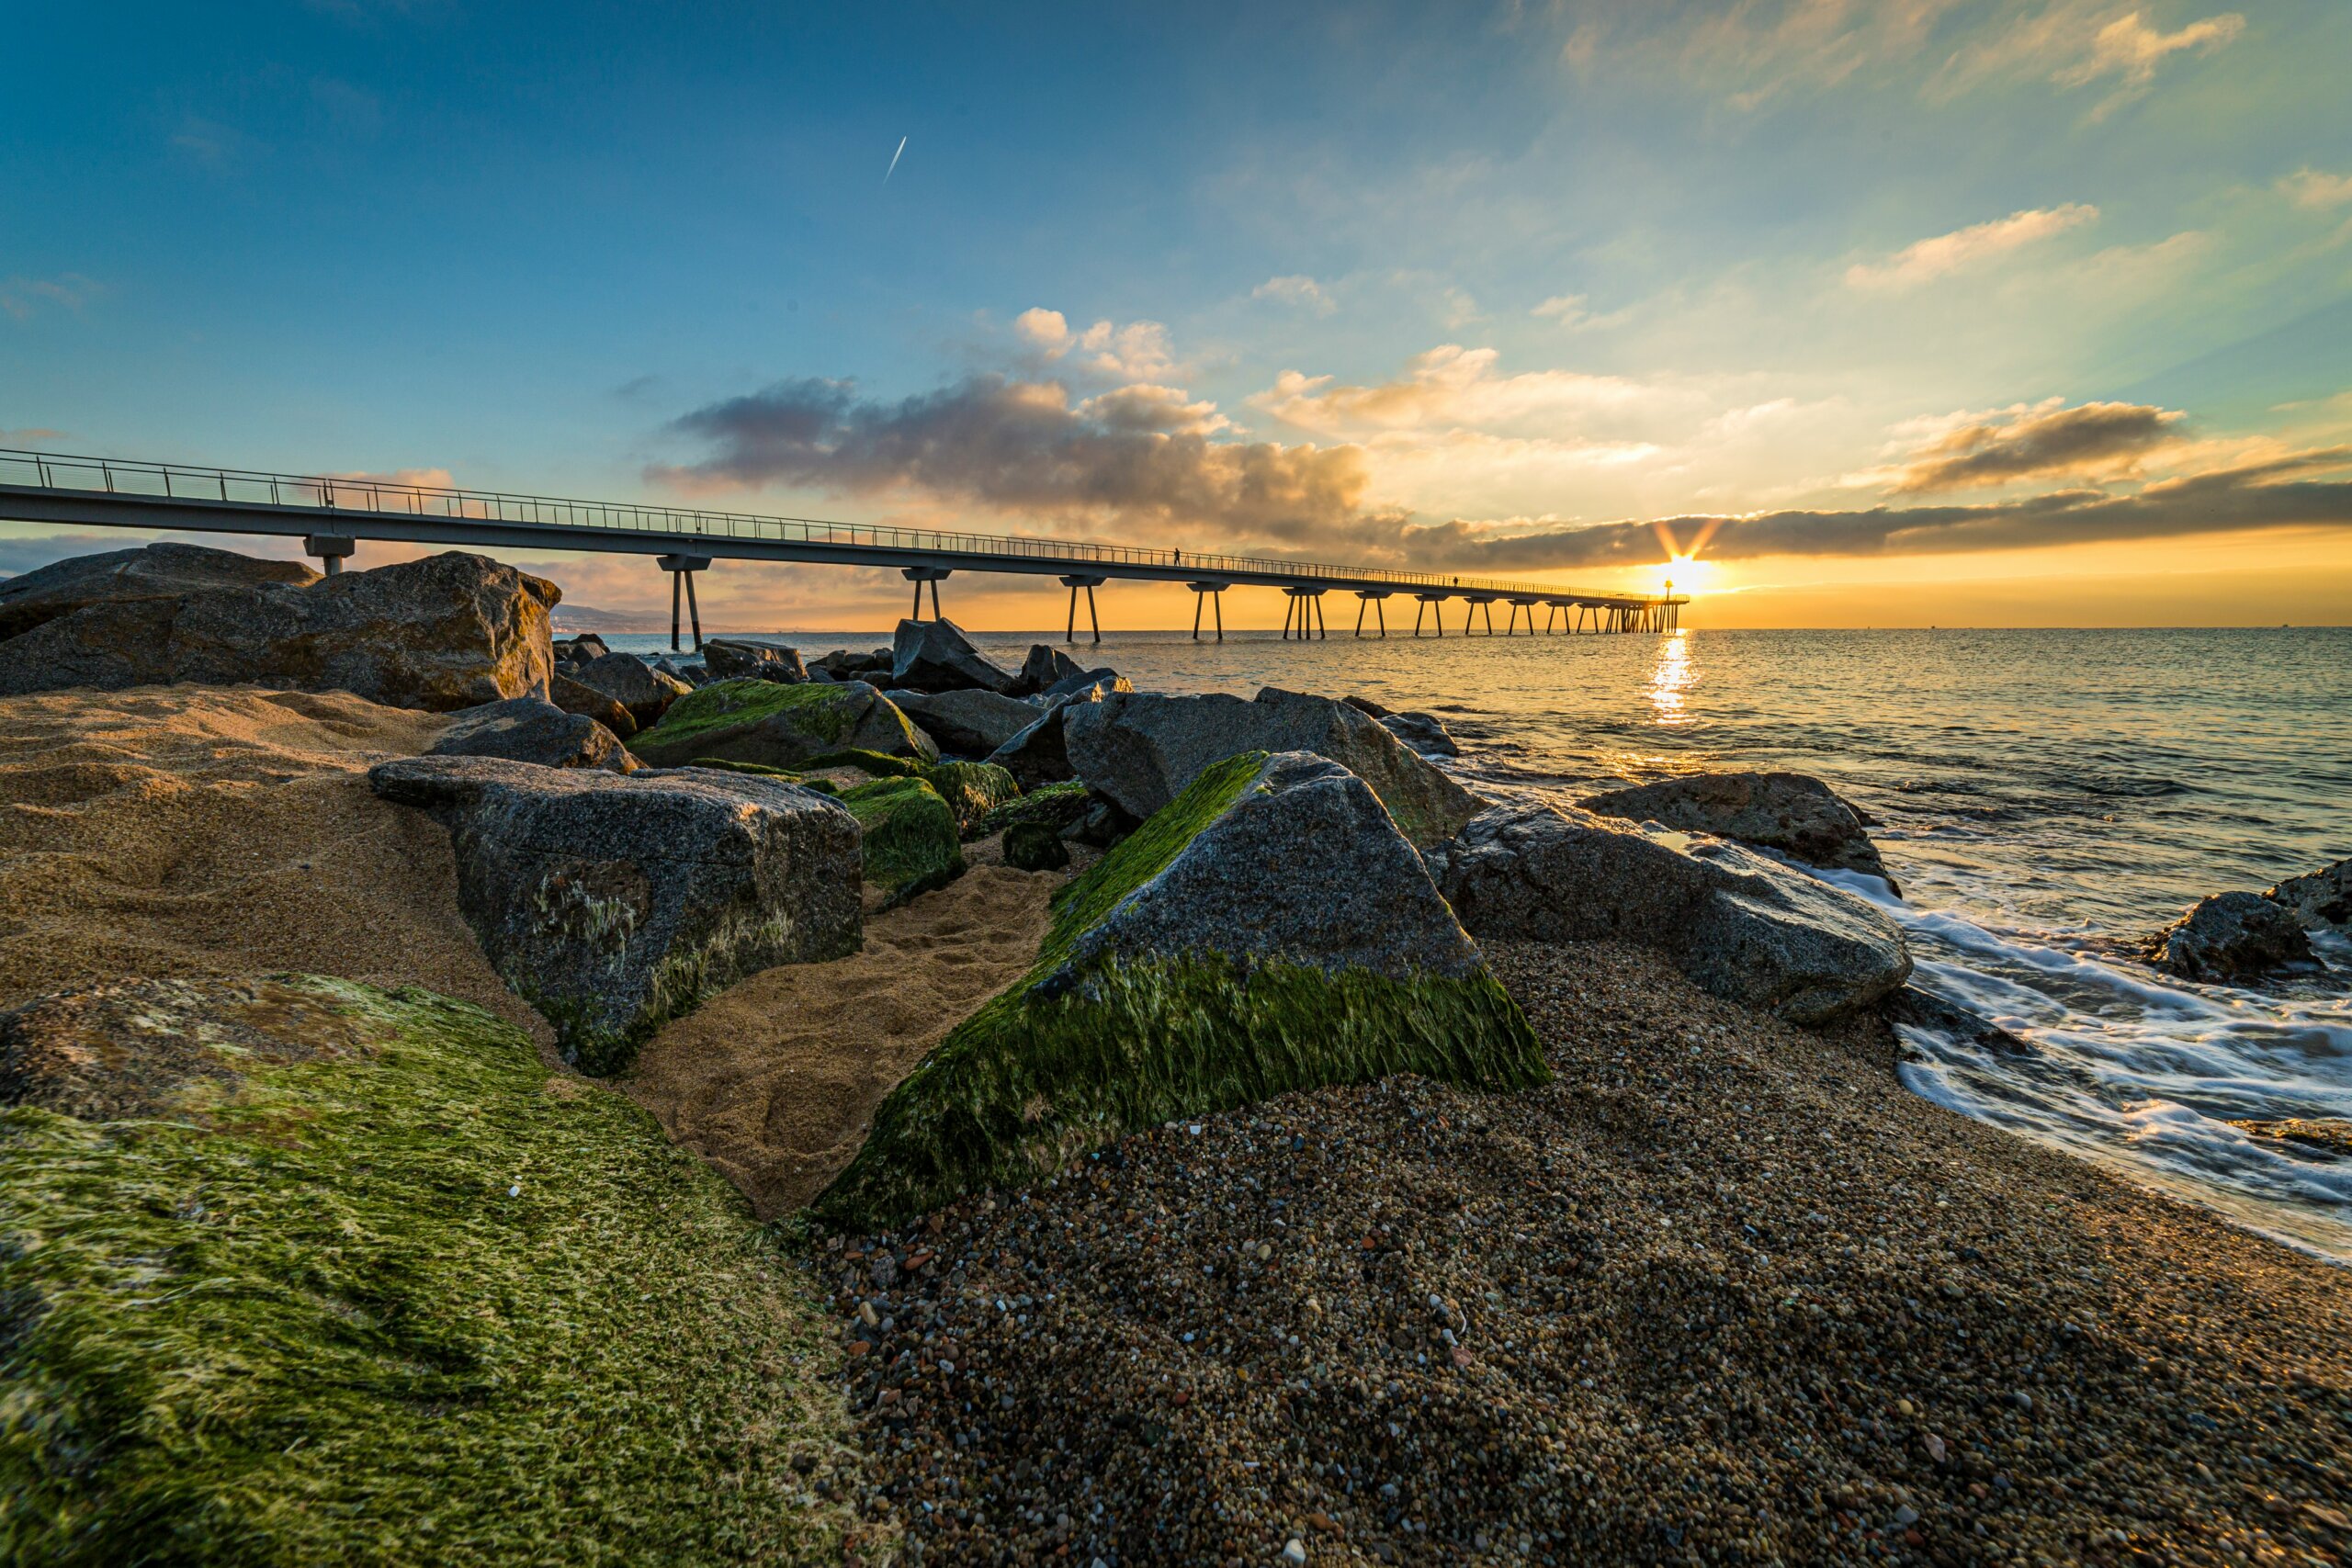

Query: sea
(605, 625), (2352, 1263)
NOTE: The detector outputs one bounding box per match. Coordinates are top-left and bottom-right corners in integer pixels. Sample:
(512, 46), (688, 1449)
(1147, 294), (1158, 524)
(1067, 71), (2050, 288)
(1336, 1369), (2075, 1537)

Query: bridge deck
(0, 449), (1684, 613)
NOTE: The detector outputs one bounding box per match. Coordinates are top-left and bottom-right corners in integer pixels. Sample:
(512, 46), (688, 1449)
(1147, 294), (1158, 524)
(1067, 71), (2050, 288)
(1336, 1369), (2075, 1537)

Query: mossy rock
(629, 679), (935, 770)
(1002, 820), (1071, 872)
(0, 975), (859, 1566)
(815, 751), (1547, 1229)
(804, 747), (926, 779)
(927, 760), (1021, 836)
(687, 756), (840, 795)
(840, 776), (964, 905)
(977, 779), (1091, 838)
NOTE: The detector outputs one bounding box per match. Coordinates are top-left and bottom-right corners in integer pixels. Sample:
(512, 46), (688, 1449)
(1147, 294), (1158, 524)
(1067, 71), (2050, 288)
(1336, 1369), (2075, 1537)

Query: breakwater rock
(629, 678), (938, 770)
(1581, 770), (1894, 888)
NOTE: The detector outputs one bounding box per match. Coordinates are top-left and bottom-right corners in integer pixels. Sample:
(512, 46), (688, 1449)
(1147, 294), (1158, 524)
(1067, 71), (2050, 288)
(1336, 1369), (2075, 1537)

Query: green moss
(813, 751), (1549, 1230)
(1001, 821), (1070, 872)
(976, 779), (1091, 838)
(631, 678), (859, 755)
(804, 748), (925, 779)
(840, 777), (963, 905)
(0, 976), (862, 1566)
(926, 761), (1020, 836)
(684, 757), (839, 795)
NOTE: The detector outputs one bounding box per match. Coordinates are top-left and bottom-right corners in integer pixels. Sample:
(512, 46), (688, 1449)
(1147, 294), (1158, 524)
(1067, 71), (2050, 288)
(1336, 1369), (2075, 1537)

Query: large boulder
(984, 682), (1119, 790)
(1040, 666), (1133, 703)
(568, 651), (692, 728)
(1061, 687), (1479, 849)
(2266, 856), (2352, 931)
(814, 750), (1547, 1228)
(550, 671), (638, 738)
(368, 755), (863, 1073)
(701, 637), (808, 683)
(1012, 643), (1086, 696)
(628, 679), (938, 771)
(554, 632), (611, 664)
(0, 540), (318, 640)
(2144, 891), (2314, 983)
(427, 696), (639, 773)
(1426, 801), (1912, 1025)
(889, 617), (1017, 694)
(885, 686), (1043, 756)
(0, 547), (558, 711)
(0, 973), (863, 1562)
(1582, 771), (1895, 889)
(924, 760), (1021, 835)
(808, 647), (890, 682)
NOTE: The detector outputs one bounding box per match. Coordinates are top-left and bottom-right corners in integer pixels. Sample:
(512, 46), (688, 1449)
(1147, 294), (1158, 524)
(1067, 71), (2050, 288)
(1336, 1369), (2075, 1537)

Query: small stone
(1282, 1540), (1307, 1564)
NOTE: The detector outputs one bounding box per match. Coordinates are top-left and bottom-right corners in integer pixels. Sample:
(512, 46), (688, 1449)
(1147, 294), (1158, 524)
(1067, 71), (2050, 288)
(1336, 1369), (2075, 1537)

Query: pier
(0, 450), (1686, 649)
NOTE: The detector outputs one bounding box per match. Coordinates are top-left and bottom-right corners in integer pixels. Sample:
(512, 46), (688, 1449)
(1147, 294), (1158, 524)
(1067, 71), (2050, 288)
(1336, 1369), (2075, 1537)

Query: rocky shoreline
(0, 542), (2345, 1566)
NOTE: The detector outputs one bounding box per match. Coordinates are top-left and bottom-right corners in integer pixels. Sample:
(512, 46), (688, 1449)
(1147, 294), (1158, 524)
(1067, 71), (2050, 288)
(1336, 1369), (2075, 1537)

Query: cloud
(1933, 3), (2245, 116)
(1438, 287), (1481, 328)
(2280, 169), (2352, 210)
(1009, 308), (1178, 382)
(651, 375), (1374, 547)
(1548, 1), (1972, 109)
(1844, 203), (2098, 290)
(1250, 345), (1687, 437)
(0, 274), (100, 322)
(1885, 400), (2187, 492)
(1408, 448), (2352, 572)
(172, 116), (261, 173)
(0, 429), (66, 445)
(1251, 275), (1336, 315)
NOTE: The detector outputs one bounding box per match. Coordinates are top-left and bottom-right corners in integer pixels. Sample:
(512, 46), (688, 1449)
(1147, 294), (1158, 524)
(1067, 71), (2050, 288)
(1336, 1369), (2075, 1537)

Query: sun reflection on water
(1648, 628), (1695, 727)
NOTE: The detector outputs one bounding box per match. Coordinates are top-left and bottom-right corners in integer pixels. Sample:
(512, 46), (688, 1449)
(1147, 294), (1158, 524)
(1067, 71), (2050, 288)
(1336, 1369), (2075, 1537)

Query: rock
(2145, 891), (2313, 983)
(1002, 820), (1070, 872)
(554, 633), (610, 663)
(1580, 771), (1895, 888)
(570, 651), (693, 727)
(703, 638), (809, 683)
(1380, 711), (1460, 758)
(839, 776), (965, 905)
(1064, 795), (1140, 848)
(2266, 856), (2352, 931)
(1425, 801), (1912, 1024)
(886, 687), (1046, 756)
(0, 547), (559, 712)
(814, 750), (1547, 1227)
(890, 617), (1017, 694)
(924, 760), (1021, 835)
(0, 540), (318, 640)
(1040, 667), (1133, 703)
(428, 697), (639, 773)
(1341, 694), (1392, 719)
(628, 679), (938, 770)
(551, 671), (638, 739)
(1884, 986), (2030, 1056)
(368, 755), (863, 1072)
(651, 654), (710, 688)
(2226, 1118), (2352, 1158)
(0, 972), (860, 1563)
(1060, 688), (1479, 849)
(976, 780), (1093, 839)
(986, 686), (1114, 791)
(1013, 644), (1087, 696)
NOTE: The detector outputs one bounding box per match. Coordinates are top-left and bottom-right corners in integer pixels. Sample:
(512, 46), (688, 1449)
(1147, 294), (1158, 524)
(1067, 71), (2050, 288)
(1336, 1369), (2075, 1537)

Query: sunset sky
(5, 1), (2349, 629)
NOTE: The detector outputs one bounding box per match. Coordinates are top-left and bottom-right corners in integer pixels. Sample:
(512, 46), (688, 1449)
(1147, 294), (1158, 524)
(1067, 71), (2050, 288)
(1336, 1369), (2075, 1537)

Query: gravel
(817, 939), (2352, 1566)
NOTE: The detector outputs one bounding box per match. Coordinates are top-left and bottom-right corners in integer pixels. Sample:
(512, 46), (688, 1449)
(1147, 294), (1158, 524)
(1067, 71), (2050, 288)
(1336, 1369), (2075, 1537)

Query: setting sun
(1662, 554), (1713, 597)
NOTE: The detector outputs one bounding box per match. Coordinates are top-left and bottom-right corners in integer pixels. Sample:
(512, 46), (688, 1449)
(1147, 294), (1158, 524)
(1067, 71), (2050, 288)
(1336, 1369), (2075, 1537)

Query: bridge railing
(0, 448), (1672, 604)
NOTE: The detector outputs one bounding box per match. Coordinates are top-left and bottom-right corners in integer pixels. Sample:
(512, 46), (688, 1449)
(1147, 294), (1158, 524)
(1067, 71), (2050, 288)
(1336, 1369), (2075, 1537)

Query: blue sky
(5, 1), (2349, 626)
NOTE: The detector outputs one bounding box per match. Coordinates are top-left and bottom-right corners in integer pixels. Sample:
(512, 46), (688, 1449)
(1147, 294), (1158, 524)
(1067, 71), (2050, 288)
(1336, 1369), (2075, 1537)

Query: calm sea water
(609, 626), (2352, 1261)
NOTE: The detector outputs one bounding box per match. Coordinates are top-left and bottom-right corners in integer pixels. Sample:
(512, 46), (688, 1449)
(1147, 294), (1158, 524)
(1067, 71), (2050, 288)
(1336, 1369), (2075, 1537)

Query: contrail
(884, 136), (907, 185)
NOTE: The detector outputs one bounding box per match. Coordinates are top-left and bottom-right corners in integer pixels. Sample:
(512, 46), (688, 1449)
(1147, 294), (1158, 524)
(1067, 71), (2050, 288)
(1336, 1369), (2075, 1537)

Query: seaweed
(0, 976), (863, 1566)
(839, 777), (964, 905)
(975, 779), (1091, 838)
(632, 679), (860, 754)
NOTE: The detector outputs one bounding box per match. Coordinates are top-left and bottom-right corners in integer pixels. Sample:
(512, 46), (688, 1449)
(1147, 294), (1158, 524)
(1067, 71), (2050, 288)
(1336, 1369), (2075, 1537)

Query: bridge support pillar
(1059, 575), (1105, 645)
(1187, 581), (1229, 642)
(658, 553), (712, 652)
(1412, 592), (1448, 637)
(901, 567), (950, 622)
(1463, 595), (1498, 636)
(304, 535), (356, 576)
(1505, 595), (1543, 635)
(1353, 590), (1393, 638)
(1282, 587), (1327, 640)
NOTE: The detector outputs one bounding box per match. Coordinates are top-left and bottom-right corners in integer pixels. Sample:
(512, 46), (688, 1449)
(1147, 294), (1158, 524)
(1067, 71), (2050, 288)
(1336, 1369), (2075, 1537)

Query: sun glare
(1662, 554), (1712, 597)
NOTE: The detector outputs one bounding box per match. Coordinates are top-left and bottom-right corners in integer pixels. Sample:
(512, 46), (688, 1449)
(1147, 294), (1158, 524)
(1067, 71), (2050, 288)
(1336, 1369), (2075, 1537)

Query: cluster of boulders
(2143, 858), (2350, 983)
(0, 543), (1931, 1203)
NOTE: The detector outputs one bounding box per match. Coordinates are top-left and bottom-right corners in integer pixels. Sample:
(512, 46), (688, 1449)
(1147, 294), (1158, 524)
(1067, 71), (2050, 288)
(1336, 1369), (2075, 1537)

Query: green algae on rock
(924, 759), (1021, 835)
(814, 750), (1546, 1230)
(1002, 819), (1071, 871)
(840, 775), (965, 905)
(629, 678), (937, 770)
(976, 778), (1091, 838)
(0, 974), (863, 1567)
